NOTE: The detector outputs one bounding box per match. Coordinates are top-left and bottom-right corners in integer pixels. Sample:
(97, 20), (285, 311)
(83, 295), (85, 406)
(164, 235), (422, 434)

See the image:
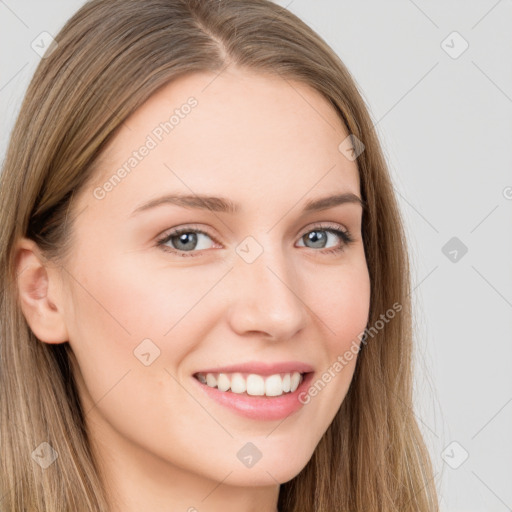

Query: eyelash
(156, 223), (355, 258)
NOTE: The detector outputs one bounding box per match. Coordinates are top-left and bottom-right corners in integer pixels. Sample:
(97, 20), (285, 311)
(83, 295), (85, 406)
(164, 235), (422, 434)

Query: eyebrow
(130, 192), (367, 217)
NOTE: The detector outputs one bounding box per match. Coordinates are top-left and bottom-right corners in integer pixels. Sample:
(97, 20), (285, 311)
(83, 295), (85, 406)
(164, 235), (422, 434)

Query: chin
(216, 451), (312, 487)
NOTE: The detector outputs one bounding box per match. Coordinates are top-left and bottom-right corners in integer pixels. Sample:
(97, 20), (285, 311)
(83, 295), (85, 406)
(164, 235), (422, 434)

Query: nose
(226, 240), (308, 341)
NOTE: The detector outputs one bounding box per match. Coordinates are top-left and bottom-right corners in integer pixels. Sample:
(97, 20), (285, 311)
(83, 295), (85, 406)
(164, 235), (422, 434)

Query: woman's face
(56, 68), (370, 491)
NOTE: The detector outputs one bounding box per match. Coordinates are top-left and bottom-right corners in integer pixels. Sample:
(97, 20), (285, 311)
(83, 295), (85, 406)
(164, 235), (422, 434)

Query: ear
(14, 237), (69, 344)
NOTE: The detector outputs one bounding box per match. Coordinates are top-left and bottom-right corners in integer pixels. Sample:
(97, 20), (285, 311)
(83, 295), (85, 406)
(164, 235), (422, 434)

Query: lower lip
(191, 372), (315, 421)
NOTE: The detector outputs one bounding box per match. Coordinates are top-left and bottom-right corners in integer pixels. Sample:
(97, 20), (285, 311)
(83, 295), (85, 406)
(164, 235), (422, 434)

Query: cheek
(279, 260), (370, 455)
(315, 261), (371, 352)
(69, 245), (211, 337)
(63, 251), (210, 454)
(309, 261), (369, 389)
(64, 248), (230, 386)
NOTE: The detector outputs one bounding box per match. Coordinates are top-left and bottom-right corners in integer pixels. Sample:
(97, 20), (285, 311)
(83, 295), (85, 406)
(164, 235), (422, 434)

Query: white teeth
(230, 373), (247, 394)
(206, 373), (217, 388)
(196, 371), (305, 397)
(290, 372), (301, 392)
(282, 373), (291, 393)
(265, 374), (283, 396)
(246, 374), (265, 396)
(217, 373), (231, 392)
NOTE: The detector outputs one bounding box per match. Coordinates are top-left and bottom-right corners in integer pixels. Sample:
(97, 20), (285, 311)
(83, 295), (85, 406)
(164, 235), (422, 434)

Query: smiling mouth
(193, 371), (307, 397)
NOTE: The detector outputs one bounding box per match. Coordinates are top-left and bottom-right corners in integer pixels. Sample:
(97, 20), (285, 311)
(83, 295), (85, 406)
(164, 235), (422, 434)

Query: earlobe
(14, 237), (69, 344)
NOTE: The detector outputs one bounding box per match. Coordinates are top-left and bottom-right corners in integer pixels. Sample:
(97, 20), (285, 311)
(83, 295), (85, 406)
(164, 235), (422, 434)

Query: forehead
(82, 67), (361, 216)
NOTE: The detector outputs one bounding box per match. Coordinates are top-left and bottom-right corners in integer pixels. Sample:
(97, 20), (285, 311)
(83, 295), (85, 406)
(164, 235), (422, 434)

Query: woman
(0, 0), (439, 510)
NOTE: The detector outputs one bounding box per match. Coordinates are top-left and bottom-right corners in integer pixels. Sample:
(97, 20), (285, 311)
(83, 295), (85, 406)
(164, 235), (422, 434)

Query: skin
(15, 67), (371, 512)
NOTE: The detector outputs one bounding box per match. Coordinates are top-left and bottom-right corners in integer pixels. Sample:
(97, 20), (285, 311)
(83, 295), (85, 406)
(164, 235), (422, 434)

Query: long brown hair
(0, 0), (439, 510)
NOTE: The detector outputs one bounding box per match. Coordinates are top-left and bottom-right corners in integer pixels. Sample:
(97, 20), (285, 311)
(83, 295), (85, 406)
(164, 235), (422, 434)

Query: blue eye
(296, 226), (353, 254)
(159, 229), (215, 254)
(156, 223), (354, 258)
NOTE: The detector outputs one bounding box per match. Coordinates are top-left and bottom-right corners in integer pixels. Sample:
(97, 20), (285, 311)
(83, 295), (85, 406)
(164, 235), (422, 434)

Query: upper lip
(193, 361), (314, 376)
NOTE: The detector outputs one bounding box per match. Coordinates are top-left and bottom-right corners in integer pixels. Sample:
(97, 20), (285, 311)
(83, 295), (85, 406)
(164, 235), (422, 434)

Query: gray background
(1, 1), (511, 510)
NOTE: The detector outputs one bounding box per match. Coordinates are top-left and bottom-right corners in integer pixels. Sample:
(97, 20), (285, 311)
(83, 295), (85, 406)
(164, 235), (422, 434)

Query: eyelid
(156, 221), (353, 257)
(157, 223), (220, 242)
(297, 221), (348, 238)
(156, 223), (221, 248)
(157, 222), (348, 244)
